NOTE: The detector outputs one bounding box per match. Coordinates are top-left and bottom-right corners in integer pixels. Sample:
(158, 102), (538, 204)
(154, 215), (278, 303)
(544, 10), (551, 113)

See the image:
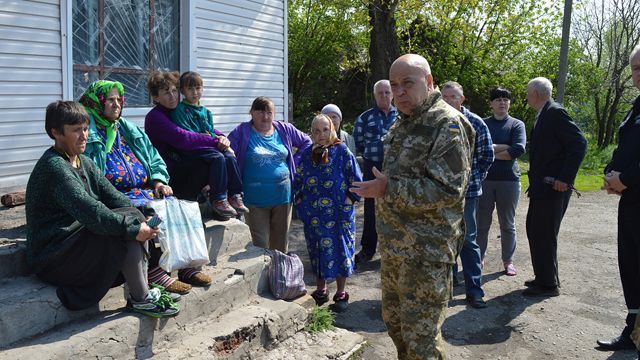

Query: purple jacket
(228, 120), (312, 190)
(145, 105), (223, 172)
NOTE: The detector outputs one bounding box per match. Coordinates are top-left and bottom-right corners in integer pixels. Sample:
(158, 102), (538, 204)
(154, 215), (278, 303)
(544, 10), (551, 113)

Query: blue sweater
(483, 115), (526, 181)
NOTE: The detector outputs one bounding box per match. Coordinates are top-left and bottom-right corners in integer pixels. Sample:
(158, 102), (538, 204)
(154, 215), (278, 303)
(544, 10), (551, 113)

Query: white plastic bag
(148, 198), (210, 272)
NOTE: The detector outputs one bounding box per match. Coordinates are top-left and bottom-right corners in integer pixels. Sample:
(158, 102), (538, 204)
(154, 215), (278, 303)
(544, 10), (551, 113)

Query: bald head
(389, 54), (434, 115)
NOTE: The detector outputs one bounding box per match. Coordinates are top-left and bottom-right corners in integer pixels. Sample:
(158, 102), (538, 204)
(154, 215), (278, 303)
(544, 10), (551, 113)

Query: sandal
(311, 289), (330, 306)
(330, 292), (349, 313)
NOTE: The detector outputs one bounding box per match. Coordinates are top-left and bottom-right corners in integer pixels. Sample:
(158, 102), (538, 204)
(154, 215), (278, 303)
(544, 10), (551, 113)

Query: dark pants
(361, 158), (382, 256)
(37, 207), (148, 310)
(170, 149), (242, 201)
(618, 197), (640, 334)
(525, 191), (571, 287)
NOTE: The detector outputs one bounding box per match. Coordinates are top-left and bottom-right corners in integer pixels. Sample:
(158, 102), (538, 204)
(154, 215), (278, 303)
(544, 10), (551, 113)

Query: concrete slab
(0, 247), (270, 349)
(0, 291), (307, 359)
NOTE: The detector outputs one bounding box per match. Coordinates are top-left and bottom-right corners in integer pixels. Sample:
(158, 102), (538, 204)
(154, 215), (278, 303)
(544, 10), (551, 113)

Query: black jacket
(528, 101), (587, 199)
(605, 96), (640, 201)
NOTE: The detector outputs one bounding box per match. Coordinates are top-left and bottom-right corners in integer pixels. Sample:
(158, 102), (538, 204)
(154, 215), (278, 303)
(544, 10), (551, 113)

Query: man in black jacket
(597, 44), (640, 352)
(524, 77), (587, 297)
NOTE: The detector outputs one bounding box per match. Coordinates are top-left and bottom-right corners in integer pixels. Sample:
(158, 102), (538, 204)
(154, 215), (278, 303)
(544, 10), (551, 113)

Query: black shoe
(522, 285), (559, 297)
(524, 278), (539, 287)
(596, 335), (636, 351)
(465, 295), (487, 309)
(310, 289), (330, 306)
(329, 292), (349, 313)
(354, 251), (373, 264)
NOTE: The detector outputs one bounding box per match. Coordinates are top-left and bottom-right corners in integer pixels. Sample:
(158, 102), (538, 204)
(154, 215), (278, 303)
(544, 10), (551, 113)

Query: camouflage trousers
(381, 254), (452, 360)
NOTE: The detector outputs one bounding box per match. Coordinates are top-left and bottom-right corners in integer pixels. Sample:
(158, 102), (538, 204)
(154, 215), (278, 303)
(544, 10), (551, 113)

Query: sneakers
(228, 194), (250, 213)
(210, 198), (237, 218)
(127, 285), (180, 318)
(504, 262), (517, 276)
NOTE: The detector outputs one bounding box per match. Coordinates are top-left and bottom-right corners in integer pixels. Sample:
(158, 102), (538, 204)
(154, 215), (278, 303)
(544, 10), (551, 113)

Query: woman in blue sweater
(476, 87), (526, 276)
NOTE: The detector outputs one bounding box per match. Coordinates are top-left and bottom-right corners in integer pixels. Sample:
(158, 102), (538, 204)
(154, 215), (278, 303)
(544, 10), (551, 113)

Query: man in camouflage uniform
(351, 54), (474, 359)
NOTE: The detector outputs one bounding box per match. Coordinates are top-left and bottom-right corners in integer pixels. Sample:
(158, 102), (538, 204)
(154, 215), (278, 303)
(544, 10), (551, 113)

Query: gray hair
(442, 81), (464, 96)
(374, 79), (390, 92)
(630, 44), (640, 64)
(528, 77), (553, 99)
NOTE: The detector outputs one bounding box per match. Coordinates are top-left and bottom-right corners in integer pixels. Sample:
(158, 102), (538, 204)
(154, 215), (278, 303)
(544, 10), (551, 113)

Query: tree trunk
(368, 0), (400, 85)
(556, 0), (573, 104)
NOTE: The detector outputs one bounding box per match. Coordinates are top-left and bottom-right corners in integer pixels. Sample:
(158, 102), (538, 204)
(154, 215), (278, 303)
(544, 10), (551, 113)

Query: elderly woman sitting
(80, 80), (211, 295)
(26, 101), (178, 317)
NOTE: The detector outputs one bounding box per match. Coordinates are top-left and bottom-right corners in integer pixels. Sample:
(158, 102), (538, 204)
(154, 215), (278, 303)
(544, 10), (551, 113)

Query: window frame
(62, 0), (191, 107)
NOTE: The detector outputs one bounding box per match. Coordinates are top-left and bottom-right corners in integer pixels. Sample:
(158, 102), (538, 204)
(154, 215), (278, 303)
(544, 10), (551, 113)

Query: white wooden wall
(0, 0), (63, 191)
(193, 0), (288, 134)
(0, 0), (288, 192)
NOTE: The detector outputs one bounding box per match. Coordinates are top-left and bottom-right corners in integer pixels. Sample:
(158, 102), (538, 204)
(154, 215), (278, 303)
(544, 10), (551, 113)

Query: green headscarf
(79, 80), (125, 153)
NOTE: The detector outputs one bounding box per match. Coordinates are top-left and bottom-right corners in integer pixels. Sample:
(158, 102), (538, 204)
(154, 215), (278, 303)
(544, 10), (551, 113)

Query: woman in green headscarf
(80, 80), (212, 295)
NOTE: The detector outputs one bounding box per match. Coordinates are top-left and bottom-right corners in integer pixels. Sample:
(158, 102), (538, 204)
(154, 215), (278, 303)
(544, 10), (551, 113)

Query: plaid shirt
(462, 107), (494, 198)
(352, 106), (398, 162)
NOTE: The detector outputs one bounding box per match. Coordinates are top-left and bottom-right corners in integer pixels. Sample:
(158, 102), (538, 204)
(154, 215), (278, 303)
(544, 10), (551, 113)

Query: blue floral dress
(294, 142), (363, 280)
(98, 127), (156, 207)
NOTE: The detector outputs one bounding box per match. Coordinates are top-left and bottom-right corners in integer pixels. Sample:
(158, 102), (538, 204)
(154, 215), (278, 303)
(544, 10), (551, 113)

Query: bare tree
(574, 0), (640, 147)
(368, 0), (400, 84)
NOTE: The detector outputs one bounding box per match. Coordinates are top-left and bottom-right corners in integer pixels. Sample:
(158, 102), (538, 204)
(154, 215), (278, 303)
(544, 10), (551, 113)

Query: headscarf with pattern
(79, 80), (125, 153)
(311, 114), (341, 165)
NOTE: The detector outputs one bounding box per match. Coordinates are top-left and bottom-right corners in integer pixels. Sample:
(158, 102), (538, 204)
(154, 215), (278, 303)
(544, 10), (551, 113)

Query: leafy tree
(573, 0), (640, 147)
(287, 0), (368, 128)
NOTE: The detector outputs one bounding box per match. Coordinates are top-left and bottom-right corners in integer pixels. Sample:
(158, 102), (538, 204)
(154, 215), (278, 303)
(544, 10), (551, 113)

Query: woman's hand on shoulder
(136, 222), (160, 242)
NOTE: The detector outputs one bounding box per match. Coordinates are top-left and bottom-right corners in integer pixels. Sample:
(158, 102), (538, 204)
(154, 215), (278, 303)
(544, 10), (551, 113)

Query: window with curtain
(72, 0), (179, 106)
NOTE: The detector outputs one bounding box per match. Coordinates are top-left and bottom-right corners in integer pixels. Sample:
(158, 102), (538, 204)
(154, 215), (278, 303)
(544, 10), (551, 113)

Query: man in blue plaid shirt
(352, 79), (398, 263)
(442, 81), (494, 308)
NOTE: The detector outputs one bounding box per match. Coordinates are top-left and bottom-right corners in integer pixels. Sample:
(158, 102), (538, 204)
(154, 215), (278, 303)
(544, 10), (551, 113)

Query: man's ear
(426, 74), (434, 91)
(460, 95), (466, 103)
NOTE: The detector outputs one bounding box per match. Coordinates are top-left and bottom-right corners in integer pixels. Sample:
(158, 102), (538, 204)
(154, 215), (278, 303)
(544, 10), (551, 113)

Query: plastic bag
(148, 197), (210, 272)
(267, 249), (307, 300)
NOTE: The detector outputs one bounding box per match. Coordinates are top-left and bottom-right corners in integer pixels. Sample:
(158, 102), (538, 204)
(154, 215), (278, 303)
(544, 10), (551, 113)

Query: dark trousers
(170, 149), (242, 201)
(361, 158), (382, 256)
(37, 207), (148, 310)
(618, 197), (640, 333)
(525, 191), (571, 287)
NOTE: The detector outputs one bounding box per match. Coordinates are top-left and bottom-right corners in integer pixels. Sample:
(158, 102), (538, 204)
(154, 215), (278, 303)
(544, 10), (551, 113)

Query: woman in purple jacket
(144, 71), (238, 214)
(228, 97), (312, 252)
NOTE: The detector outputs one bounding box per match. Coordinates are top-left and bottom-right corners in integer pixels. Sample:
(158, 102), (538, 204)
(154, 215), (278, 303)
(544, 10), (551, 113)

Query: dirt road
(288, 190), (638, 359)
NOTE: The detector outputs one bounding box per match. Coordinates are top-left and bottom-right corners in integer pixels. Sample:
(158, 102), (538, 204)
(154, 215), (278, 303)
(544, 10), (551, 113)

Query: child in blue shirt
(170, 71), (248, 219)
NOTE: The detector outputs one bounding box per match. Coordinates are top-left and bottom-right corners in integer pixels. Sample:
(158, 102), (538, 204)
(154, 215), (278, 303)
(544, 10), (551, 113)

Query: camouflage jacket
(376, 89), (475, 264)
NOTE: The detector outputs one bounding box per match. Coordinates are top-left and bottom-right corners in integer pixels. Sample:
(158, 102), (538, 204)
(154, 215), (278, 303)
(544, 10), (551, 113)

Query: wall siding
(194, 0), (287, 134)
(0, 0), (63, 191)
(0, 0), (288, 192)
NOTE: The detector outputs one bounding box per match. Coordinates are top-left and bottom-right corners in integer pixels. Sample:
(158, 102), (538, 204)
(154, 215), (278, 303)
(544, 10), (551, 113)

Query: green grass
(517, 160), (603, 192)
(305, 306), (335, 333)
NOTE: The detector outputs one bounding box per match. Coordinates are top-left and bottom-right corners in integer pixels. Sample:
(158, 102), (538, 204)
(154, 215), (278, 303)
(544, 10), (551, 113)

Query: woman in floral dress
(294, 114), (362, 312)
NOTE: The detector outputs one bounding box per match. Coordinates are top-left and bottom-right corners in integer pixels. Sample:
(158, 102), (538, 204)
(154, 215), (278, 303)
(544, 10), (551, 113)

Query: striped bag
(267, 250), (307, 300)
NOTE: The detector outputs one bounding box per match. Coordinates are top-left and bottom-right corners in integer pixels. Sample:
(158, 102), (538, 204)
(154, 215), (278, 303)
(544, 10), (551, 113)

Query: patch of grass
(517, 160), (603, 192)
(305, 306), (335, 333)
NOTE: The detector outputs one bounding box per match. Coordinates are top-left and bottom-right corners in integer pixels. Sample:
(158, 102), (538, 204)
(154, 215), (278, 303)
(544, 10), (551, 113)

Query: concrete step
(0, 216), (249, 280)
(0, 246), (270, 349)
(0, 294), (314, 359)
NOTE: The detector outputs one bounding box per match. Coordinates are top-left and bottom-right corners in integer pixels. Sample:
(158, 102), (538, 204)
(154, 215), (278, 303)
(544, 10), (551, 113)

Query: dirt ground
(288, 190), (639, 360)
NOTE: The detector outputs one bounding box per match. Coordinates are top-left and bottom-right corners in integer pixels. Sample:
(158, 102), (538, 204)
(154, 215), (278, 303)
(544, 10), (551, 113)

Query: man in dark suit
(597, 44), (640, 352)
(524, 77), (587, 297)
